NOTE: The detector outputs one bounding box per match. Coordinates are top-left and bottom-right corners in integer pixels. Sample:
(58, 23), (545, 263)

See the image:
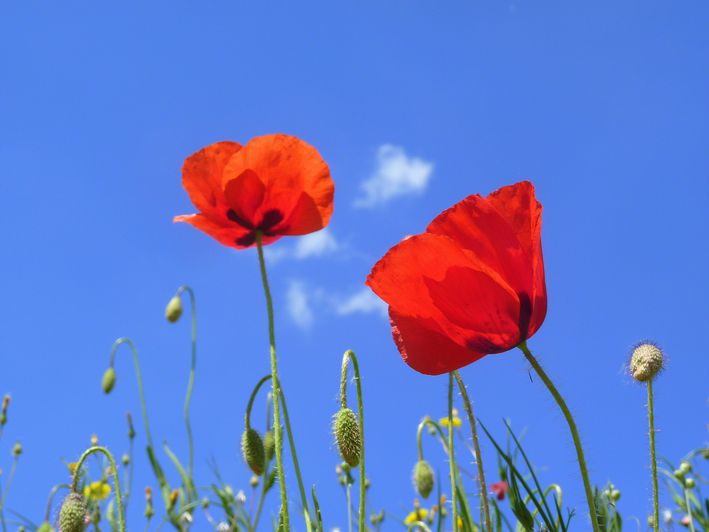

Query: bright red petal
(222, 134), (334, 235)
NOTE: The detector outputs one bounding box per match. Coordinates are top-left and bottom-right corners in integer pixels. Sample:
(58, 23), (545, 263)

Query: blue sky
(1, 1), (708, 530)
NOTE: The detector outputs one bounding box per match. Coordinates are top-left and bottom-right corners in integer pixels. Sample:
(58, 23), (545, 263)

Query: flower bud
(127, 412), (136, 440)
(241, 428), (265, 476)
(165, 296), (183, 323)
(413, 460), (434, 499)
(333, 407), (361, 468)
(101, 368), (116, 394)
(12, 441), (22, 457)
(685, 477), (696, 489)
(610, 489), (621, 502)
(59, 493), (87, 532)
(36, 522), (54, 532)
(168, 489), (179, 512)
(679, 461), (692, 475)
(629, 342), (665, 382)
(201, 497), (210, 509)
(122, 453), (130, 466)
(144, 487), (154, 519)
(263, 430), (275, 462)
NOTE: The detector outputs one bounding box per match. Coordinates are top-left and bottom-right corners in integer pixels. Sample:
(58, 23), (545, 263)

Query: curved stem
(255, 232), (289, 530)
(340, 350), (366, 532)
(448, 373), (458, 532)
(108, 338), (153, 448)
(518, 342), (599, 532)
(44, 483), (70, 522)
(245, 375), (273, 429)
(453, 371), (491, 531)
(176, 285), (197, 478)
(278, 388), (311, 524)
(647, 380), (659, 531)
(71, 446), (126, 532)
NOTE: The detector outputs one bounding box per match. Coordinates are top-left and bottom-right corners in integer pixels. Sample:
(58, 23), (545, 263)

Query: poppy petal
(181, 141), (242, 216)
(389, 309), (485, 375)
(222, 134), (333, 234)
(223, 168), (266, 227)
(173, 213), (282, 249)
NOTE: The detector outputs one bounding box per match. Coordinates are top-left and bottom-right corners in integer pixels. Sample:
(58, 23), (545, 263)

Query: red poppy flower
(366, 181), (546, 375)
(174, 134), (334, 248)
(490, 481), (509, 501)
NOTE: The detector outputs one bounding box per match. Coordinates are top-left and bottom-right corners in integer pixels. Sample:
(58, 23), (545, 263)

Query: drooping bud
(241, 428), (265, 476)
(413, 460), (434, 499)
(165, 296), (183, 323)
(333, 407), (361, 467)
(629, 342), (665, 382)
(263, 430), (275, 462)
(59, 493), (87, 532)
(101, 368), (116, 394)
(127, 412), (135, 440)
(12, 441), (22, 457)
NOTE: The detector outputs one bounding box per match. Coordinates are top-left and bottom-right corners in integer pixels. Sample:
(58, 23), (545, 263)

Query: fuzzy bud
(629, 343), (665, 382)
(59, 493), (87, 532)
(165, 296), (183, 323)
(122, 453), (130, 466)
(12, 441), (22, 457)
(263, 430), (275, 462)
(241, 428), (265, 476)
(685, 477), (696, 489)
(413, 460), (434, 499)
(101, 368), (116, 394)
(36, 522), (54, 532)
(610, 489), (621, 502)
(679, 461), (692, 475)
(333, 407), (361, 468)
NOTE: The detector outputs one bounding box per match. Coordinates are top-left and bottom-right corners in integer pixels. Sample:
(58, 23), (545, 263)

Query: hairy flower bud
(165, 296), (183, 323)
(36, 522), (54, 532)
(101, 368), (116, 394)
(263, 430), (275, 462)
(413, 460), (434, 499)
(685, 477), (696, 489)
(59, 493), (87, 532)
(241, 428), (265, 476)
(629, 342), (665, 382)
(12, 441), (22, 457)
(333, 407), (361, 468)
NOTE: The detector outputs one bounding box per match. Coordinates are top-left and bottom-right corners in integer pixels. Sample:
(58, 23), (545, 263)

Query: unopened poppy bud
(630, 342), (665, 382)
(36, 522), (54, 532)
(679, 461), (692, 475)
(101, 368), (116, 394)
(241, 428), (265, 476)
(610, 489), (621, 502)
(685, 477), (696, 489)
(263, 430), (275, 462)
(333, 407), (361, 467)
(413, 460), (434, 499)
(674, 469), (685, 480)
(122, 453), (130, 466)
(165, 296), (183, 323)
(59, 493), (87, 532)
(12, 441), (22, 457)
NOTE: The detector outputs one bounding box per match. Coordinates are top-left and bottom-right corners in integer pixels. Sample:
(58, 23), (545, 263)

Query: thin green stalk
(279, 388), (312, 524)
(255, 232), (289, 530)
(176, 285), (197, 478)
(44, 483), (70, 522)
(71, 446), (126, 532)
(647, 380), (660, 531)
(0, 457), (18, 532)
(448, 373), (458, 532)
(453, 371), (491, 531)
(340, 350), (366, 532)
(683, 486), (696, 532)
(518, 341), (599, 532)
(346, 483), (353, 532)
(251, 465), (270, 532)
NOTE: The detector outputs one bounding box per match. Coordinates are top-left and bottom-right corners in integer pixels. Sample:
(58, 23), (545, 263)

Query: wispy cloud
(286, 281), (314, 329)
(335, 288), (388, 318)
(354, 144), (434, 208)
(265, 229), (339, 264)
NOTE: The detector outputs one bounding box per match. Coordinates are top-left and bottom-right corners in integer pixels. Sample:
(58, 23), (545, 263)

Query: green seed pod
(241, 428), (265, 476)
(165, 296), (183, 323)
(333, 407), (361, 468)
(629, 343), (665, 382)
(413, 460), (435, 499)
(101, 368), (116, 394)
(263, 430), (275, 462)
(36, 523), (54, 532)
(59, 493), (87, 532)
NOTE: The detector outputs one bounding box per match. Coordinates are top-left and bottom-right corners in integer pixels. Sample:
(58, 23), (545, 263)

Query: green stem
(647, 380), (660, 531)
(683, 486), (696, 532)
(44, 483), (70, 522)
(340, 350), (366, 532)
(0, 457), (18, 532)
(346, 483), (353, 532)
(279, 387), (312, 525)
(176, 285), (197, 479)
(245, 375), (273, 430)
(518, 341), (599, 532)
(453, 371), (491, 531)
(71, 446), (126, 532)
(251, 465), (269, 532)
(255, 232), (289, 531)
(448, 373), (458, 532)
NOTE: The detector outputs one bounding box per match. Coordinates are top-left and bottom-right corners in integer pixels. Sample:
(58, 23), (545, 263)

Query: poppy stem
(255, 232), (289, 531)
(447, 372), (458, 532)
(453, 371), (491, 532)
(518, 341), (600, 532)
(71, 446), (126, 532)
(647, 379), (660, 531)
(44, 483), (70, 523)
(175, 285), (197, 480)
(339, 350), (366, 532)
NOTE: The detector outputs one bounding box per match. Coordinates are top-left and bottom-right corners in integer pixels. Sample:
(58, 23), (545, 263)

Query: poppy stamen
(226, 209), (255, 230)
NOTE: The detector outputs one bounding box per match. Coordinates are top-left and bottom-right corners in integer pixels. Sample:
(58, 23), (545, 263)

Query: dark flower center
(227, 208), (285, 247)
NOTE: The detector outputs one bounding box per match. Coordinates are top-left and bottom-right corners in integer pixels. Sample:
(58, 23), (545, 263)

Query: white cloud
(335, 288), (388, 318)
(286, 281), (314, 329)
(293, 229), (338, 259)
(354, 145), (434, 208)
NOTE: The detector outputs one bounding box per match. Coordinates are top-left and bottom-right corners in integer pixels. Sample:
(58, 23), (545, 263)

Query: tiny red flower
(366, 181), (546, 375)
(174, 134), (334, 248)
(490, 481), (509, 501)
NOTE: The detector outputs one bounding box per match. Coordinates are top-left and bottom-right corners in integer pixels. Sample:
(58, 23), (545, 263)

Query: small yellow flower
(67, 462), (78, 474)
(90, 434), (99, 446)
(404, 508), (429, 525)
(84, 481), (112, 501)
(439, 408), (462, 429)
